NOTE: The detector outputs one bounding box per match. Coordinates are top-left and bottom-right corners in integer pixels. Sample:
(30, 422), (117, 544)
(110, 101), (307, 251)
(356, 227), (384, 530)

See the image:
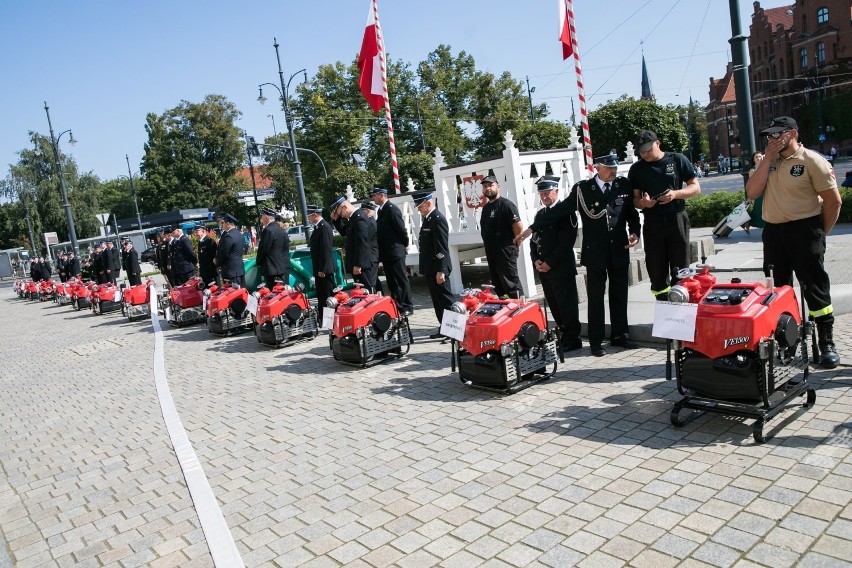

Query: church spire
(640, 45), (654, 101)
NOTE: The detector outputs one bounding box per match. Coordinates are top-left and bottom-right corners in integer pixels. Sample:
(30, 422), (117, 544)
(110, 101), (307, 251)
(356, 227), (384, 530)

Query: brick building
(706, 0), (852, 161)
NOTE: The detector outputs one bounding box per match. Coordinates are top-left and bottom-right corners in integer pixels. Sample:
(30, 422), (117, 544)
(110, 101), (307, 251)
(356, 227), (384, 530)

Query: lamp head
(68, 131), (77, 147)
(257, 86), (267, 105)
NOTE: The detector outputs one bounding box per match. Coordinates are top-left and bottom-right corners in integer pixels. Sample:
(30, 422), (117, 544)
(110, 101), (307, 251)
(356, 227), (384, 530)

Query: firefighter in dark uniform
(479, 174), (525, 298)
(330, 196), (379, 293)
(194, 224), (218, 285)
(371, 186), (413, 315)
(414, 191), (455, 339)
(168, 226), (198, 286)
(68, 252), (81, 279)
(307, 205), (335, 310)
(528, 176), (583, 353)
(107, 241), (122, 284)
(629, 130), (700, 300)
(157, 228), (172, 286)
(573, 155), (641, 354)
(746, 116), (843, 368)
(216, 213), (245, 287)
(122, 240), (142, 286)
(256, 207), (291, 288)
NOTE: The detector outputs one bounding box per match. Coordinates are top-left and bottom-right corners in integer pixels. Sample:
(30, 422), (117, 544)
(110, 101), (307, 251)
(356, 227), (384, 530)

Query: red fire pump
(90, 282), (123, 315)
(24, 280), (40, 300)
(162, 277), (207, 327)
(38, 279), (57, 302)
(205, 281), (253, 336)
(14, 279), (27, 298)
(254, 283), (319, 347)
(327, 285), (413, 366)
(450, 285), (561, 394)
(120, 280), (155, 322)
(54, 281), (71, 306)
(70, 280), (92, 311)
(667, 265), (816, 443)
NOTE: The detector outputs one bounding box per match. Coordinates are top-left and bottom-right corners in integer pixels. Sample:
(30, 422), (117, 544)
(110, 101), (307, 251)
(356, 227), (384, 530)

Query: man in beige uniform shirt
(746, 116), (842, 368)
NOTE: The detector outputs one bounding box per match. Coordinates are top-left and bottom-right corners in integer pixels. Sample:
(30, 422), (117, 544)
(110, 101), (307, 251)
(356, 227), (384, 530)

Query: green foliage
(140, 94), (244, 214)
(838, 186), (852, 224)
(514, 120), (575, 152)
(684, 191), (745, 228)
(589, 96), (688, 160)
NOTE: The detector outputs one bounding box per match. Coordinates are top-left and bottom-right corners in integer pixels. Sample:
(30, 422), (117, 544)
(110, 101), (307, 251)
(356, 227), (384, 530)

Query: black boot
(817, 323), (840, 369)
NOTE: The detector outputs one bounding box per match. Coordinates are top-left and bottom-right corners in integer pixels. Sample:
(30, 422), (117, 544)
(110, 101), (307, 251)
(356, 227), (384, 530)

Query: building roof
(763, 5), (794, 31)
(236, 167), (273, 190)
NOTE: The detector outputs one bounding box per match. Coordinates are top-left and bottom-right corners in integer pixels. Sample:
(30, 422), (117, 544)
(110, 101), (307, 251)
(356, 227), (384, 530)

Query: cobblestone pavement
(1, 273), (850, 568)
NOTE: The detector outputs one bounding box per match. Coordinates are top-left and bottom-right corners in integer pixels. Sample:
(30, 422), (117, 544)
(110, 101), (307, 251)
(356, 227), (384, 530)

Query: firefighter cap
(219, 213), (238, 224)
(411, 191), (433, 207)
(329, 196), (347, 211)
(261, 207), (277, 217)
(369, 186), (388, 195)
(595, 153), (619, 168)
(535, 176), (560, 191)
(306, 204), (323, 215)
(360, 200), (378, 211)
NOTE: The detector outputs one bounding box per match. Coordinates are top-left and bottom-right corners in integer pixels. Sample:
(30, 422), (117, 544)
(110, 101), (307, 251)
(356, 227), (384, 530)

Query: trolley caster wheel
(804, 389), (816, 408)
(670, 405), (683, 427)
(752, 420), (766, 444)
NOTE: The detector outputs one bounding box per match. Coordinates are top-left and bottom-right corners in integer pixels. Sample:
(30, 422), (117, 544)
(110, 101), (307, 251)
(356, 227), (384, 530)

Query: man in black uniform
(216, 213), (245, 287)
(330, 196), (379, 293)
(67, 252), (81, 280)
(256, 207), (291, 288)
(194, 224), (218, 285)
(371, 186), (413, 315)
(414, 190), (455, 339)
(169, 226), (198, 286)
(480, 175), (525, 298)
(122, 240), (142, 286)
(629, 130), (700, 300)
(528, 176), (583, 354)
(307, 205), (336, 310)
(106, 241), (122, 284)
(157, 228), (172, 286)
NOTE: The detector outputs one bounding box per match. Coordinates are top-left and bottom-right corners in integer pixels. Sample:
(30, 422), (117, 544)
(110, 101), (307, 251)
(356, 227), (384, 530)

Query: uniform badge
(666, 163), (675, 174)
(490, 211), (496, 218)
(790, 164), (805, 177)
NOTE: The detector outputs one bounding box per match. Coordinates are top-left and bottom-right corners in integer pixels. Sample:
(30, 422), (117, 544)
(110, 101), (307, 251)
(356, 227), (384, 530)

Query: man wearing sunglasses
(746, 116), (842, 369)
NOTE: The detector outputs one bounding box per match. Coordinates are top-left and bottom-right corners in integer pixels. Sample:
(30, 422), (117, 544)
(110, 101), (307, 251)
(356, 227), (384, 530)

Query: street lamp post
(258, 37), (311, 239)
(525, 76), (536, 122)
(43, 101), (79, 255)
(125, 154), (143, 231)
(267, 114), (277, 136)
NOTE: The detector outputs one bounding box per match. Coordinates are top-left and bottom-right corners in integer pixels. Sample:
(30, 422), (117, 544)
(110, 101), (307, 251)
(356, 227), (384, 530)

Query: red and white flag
(358, 3), (385, 113)
(558, 0), (574, 60)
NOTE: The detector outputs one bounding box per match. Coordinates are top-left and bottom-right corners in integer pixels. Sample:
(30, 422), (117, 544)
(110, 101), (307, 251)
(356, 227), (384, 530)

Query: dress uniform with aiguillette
(571, 154), (641, 354)
(255, 206), (291, 288)
(195, 224), (218, 285)
(307, 205), (336, 310)
(216, 214), (245, 287)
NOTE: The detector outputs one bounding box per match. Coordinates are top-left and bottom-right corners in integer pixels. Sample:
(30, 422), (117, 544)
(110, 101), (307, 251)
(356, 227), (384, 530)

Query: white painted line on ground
(149, 292), (244, 567)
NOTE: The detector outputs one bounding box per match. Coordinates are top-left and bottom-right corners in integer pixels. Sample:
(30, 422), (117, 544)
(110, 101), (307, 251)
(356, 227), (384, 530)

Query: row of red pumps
(13, 276), (561, 394)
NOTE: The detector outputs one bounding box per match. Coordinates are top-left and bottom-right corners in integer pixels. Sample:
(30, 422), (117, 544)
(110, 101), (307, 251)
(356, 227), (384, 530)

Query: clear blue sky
(0, 0), (774, 181)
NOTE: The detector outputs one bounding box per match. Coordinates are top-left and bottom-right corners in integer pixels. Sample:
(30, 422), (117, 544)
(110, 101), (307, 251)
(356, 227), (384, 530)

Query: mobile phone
(654, 189), (671, 201)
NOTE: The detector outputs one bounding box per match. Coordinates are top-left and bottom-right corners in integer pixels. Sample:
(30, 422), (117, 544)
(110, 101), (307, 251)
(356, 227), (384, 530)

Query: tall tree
(141, 94), (244, 214)
(588, 96), (688, 160)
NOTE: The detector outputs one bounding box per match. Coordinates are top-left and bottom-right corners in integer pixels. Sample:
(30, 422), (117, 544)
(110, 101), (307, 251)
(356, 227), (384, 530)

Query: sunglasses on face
(768, 130), (790, 139)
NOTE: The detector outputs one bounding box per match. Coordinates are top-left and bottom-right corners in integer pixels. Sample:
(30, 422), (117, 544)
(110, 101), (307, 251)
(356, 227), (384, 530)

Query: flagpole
(565, 0), (594, 175)
(372, 0), (401, 193)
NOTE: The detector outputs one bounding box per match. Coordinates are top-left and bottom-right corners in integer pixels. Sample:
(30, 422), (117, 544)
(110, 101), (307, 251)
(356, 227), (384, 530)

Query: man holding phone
(629, 130), (701, 300)
(746, 116), (842, 368)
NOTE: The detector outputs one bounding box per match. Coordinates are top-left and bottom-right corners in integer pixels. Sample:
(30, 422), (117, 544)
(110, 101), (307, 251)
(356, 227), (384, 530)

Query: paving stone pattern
(0, 274), (850, 568)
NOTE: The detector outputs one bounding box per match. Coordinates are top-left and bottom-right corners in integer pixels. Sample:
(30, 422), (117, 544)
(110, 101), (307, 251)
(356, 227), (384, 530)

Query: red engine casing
(55, 282), (68, 296)
(70, 281), (91, 299)
(332, 289), (399, 338)
(25, 281), (39, 295)
(255, 285), (311, 325)
(206, 284), (248, 316)
(461, 298), (547, 357)
(170, 277), (204, 309)
(91, 283), (120, 302)
(122, 282), (152, 306)
(681, 282), (801, 359)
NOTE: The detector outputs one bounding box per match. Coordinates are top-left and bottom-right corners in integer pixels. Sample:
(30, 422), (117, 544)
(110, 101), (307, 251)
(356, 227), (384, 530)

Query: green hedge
(685, 187), (852, 228)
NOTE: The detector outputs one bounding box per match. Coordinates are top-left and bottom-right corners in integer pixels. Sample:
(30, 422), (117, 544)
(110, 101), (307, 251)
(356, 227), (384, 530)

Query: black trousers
(174, 270), (196, 287)
(763, 215), (833, 325)
(314, 274), (335, 312)
(642, 210), (690, 299)
(485, 244), (523, 298)
(128, 273), (142, 286)
(354, 264), (379, 293)
(585, 259), (630, 347)
(223, 275), (244, 288)
(263, 272), (288, 289)
(426, 273), (455, 325)
(382, 256), (413, 310)
(541, 274), (580, 341)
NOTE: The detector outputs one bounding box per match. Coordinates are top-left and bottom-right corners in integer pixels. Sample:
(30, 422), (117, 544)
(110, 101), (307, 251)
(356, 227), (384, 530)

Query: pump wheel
(804, 389), (816, 408)
(752, 420), (765, 444)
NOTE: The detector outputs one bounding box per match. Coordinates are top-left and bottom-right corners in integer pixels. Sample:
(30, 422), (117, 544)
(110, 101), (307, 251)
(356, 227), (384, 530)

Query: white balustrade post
(502, 131), (537, 298)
